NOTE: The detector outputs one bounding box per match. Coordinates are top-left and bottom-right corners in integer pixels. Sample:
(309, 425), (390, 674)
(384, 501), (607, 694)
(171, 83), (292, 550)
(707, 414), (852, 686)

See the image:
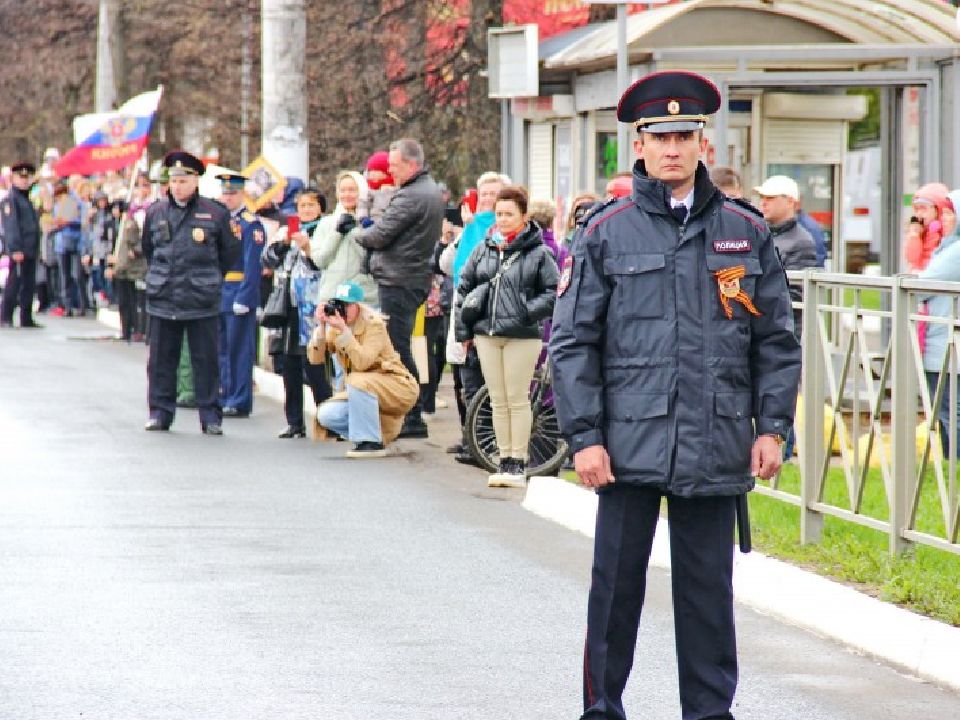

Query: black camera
(323, 299), (347, 317)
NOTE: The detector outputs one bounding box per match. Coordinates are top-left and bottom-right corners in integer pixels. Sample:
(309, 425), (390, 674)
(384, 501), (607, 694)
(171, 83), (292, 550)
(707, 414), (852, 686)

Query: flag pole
(112, 85), (163, 277)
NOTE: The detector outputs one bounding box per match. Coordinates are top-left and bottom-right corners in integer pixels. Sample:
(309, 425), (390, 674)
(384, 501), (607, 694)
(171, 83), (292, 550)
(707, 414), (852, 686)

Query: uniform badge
(557, 256), (574, 297)
(192, 227), (205, 243)
(713, 238), (751, 253)
(230, 219), (241, 240)
(667, 100), (681, 115)
(253, 229), (264, 244)
(714, 265), (761, 319)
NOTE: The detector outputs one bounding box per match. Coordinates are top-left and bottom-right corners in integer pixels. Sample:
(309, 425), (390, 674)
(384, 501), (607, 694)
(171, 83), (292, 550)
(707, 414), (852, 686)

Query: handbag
(459, 251), (521, 328)
(260, 275), (290, 329)
(459, 282), (490, 327)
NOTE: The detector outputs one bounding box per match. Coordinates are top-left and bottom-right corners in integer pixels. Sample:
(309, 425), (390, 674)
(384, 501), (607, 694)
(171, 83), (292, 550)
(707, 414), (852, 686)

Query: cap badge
(192, 227), (205, 243)
(667, 100), (681, 116)
(714, 265), (762, 320)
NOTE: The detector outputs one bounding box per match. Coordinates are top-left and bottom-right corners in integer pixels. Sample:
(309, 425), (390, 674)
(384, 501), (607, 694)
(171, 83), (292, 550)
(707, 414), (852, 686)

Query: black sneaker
(398, 417), (429, 439)
(346, 441), (388, 458)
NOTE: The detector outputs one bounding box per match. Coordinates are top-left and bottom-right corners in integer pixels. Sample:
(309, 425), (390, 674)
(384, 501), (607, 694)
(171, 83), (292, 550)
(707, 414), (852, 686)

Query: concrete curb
(522, 476), (960, 693)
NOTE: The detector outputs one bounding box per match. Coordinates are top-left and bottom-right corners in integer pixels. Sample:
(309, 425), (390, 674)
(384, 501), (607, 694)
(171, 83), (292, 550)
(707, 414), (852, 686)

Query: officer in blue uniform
(217, 173), (265, 417)
(550, 72), (801, 720)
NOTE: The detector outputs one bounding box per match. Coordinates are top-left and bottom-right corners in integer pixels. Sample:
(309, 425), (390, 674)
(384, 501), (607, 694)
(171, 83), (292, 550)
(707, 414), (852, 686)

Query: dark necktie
(671, 204), (688, 225)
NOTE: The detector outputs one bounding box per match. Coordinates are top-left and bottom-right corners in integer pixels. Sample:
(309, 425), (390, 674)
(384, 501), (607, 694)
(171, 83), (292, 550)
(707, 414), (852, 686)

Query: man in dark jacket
(550, 71), (801, 720)
(0, 162), (42, 329)
(755, 175), (819, 280)
(354, 137), (444, 438)
(141, 151), (240, 435)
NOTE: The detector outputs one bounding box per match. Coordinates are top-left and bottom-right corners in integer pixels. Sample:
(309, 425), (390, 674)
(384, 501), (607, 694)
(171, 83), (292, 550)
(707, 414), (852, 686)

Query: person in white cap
(754, 175), (818, 274)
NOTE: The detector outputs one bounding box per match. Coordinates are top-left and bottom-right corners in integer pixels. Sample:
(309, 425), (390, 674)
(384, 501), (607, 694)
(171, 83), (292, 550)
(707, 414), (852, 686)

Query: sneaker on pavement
(398, 418), (429, 439)
(346, 441), (388, 458)
(488, 458), (526, 488)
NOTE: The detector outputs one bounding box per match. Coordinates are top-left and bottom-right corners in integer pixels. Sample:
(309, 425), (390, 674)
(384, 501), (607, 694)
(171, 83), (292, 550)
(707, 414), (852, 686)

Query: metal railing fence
(754, 270), (960, 556)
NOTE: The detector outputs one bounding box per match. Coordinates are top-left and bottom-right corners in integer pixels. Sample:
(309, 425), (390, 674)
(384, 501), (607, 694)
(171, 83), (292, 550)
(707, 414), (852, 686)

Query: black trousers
(453, 345), (484, 427)
(379, 284), (428, 421)
(1, 257), (37, 325)
(281, 351), (331, 428)
(147, 315), (221, 426)
(421, 313), (448, 413)
(583, 485), (737, 720)
(115, 279), (137, 340)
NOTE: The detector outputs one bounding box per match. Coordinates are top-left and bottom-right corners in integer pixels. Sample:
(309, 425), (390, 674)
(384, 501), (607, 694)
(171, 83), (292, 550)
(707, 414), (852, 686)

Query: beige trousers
(474, 335), (543, 461)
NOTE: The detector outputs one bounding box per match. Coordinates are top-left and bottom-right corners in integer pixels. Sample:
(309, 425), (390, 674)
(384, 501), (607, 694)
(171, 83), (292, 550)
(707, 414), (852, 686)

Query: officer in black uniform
(0, 162), (42, 328)
(142, 151), (240, 435)
(550, 71), (801, 720)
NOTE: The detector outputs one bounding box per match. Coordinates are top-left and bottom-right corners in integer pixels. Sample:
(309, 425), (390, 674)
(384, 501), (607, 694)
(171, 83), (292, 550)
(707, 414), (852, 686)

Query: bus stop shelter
(500, 0), (960, 272)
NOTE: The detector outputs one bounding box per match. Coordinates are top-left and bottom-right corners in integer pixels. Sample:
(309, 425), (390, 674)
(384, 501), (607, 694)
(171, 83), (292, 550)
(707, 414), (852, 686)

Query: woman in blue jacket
(919, 189), (960, 456)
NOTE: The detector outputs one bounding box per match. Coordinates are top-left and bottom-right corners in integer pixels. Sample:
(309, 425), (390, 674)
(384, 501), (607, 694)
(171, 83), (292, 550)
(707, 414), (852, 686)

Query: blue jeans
(316, 385), (382, 443)
(926, 371), (960, 457)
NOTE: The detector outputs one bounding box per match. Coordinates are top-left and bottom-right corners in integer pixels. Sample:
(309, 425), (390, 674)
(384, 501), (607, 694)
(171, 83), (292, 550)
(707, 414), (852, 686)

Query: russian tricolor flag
(55, 87), (162, 177)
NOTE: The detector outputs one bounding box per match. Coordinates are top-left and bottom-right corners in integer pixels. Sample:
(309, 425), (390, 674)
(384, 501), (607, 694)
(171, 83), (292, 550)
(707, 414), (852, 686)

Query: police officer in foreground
(216, 173), (265, 418)
(142, 151), (240, 435)
(550, 71), (801, 720)
(0, 162), (42, 329)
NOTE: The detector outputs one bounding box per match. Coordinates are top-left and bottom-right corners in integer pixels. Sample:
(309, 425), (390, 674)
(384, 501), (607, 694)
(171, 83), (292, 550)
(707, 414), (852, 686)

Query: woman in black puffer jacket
(455, 186), (559, 487)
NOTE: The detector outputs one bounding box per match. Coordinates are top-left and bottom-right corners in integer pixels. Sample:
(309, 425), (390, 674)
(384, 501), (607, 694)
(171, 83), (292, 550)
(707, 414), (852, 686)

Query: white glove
(232, 303), (250, 315)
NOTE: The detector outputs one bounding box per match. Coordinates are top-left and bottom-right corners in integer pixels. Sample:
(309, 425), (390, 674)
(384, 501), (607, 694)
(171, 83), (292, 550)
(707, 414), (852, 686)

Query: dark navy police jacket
(549, 161), (801, 497)
(141, 192), (240, 321)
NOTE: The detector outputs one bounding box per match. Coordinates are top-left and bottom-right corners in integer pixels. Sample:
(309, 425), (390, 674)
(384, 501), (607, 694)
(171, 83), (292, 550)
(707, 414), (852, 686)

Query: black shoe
(446, 443), (465, 454)
(278, 425), (306, 439)
(222, 407), (250, 418)
(454, 451), (480, 467)
(201, 423), (223, 436)
(398, 417), (429, 439)
(515, 458), (527, 477)
(144, 418), (171, 432)
(20, 320), (43, 328)
(346, 441), (388, 458)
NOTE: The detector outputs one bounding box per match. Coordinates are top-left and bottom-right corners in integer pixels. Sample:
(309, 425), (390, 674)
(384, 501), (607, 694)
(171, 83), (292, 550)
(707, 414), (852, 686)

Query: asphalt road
(0, 315), (957, 719)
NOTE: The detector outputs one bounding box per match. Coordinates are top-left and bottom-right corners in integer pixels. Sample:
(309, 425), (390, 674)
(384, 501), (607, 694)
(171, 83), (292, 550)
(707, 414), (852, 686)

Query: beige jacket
(307, 307), (419, 443)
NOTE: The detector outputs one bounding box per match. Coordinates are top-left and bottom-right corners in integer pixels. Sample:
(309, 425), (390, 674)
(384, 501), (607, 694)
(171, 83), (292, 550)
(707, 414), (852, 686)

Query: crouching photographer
(308, 282), (419, 458)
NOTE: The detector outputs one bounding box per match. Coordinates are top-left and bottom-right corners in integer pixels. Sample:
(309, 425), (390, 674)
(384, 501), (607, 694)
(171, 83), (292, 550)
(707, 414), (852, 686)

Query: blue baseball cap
(333, 282), (364, 304)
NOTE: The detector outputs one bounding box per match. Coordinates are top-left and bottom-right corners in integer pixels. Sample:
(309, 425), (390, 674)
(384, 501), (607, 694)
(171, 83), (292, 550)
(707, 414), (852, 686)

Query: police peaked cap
(162, 150), (205, 177)
(617, 70), (721, 133)
(216, 172), (247, 192)
(11, 162), (36, 177)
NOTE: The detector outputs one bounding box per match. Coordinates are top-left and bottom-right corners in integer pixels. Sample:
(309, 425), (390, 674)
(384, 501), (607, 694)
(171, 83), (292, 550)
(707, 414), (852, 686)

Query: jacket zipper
(489, 247), (504, 335)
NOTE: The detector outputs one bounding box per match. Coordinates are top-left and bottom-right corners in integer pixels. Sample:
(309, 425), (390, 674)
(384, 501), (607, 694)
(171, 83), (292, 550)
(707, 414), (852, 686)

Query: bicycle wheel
(465, 384), (569, 477)
(465, 386), (499, 473)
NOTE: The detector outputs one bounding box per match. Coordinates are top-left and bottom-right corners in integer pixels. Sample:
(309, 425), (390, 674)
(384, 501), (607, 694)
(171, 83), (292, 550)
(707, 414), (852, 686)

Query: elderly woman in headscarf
(310, 170), (378, 308)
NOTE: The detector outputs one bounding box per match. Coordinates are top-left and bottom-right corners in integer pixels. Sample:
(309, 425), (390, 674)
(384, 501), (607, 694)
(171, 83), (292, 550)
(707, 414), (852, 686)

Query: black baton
(735, 494), (751, 553)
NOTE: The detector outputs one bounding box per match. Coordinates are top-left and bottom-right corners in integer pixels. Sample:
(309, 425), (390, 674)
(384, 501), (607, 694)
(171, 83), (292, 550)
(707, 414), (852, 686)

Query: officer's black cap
(216, 172), (246, 193)
(11, 162), (36, 177)
(617, 70), (721, 134)
(162, 150), (205, 177)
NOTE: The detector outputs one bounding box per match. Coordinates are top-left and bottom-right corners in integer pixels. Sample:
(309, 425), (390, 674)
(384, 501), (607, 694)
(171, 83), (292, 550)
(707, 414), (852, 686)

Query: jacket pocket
(711, 391), (753, 476)
(604, 391), (669, 475)
(705, 255), (763, 321)
(604, 253), (666, 319)
(187, 267), (221, 310)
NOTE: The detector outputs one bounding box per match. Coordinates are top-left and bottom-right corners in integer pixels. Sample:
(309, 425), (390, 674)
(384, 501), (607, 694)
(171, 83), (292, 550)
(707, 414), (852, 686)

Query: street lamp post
(584, 0), (674, 172)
